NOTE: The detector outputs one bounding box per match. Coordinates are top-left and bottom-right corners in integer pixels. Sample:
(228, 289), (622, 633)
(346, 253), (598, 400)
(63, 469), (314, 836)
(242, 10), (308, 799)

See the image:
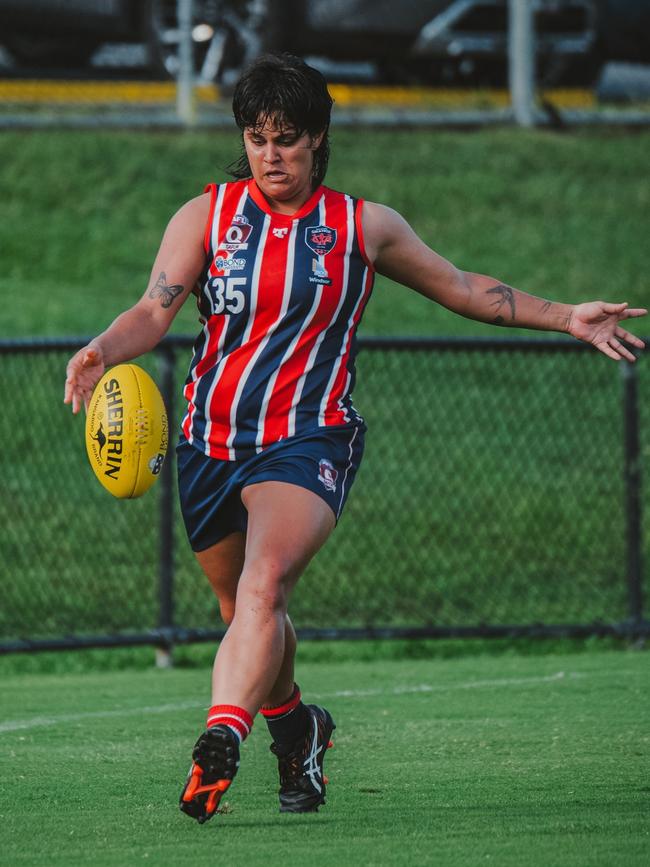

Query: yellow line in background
(0, 79), (597, 109)
(330, 83), (514, 107)
(536, 88), (597, 109)
(0, 80), (218, 103)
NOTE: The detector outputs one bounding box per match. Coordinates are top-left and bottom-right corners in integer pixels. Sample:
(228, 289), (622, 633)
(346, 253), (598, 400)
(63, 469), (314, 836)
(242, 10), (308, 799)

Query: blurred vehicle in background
(0, 0), (239, 78)
(0, 0), (648, 86)
(267, 0), (650, 86)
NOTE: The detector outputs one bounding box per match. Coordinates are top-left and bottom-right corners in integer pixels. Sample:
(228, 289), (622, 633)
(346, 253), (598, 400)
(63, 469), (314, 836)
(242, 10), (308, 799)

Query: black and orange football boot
(270, 705), (335, 813)
(179, 725), (240, 824)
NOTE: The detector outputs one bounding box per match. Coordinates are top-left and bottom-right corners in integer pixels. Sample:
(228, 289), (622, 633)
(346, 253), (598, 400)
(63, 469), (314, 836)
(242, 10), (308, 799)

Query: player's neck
(249, 178), (322, 218)
(260, 187), (312, 215)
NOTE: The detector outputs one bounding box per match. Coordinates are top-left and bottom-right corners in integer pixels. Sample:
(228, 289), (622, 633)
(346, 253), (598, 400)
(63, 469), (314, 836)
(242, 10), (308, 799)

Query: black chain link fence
(1, 336), (647, 653)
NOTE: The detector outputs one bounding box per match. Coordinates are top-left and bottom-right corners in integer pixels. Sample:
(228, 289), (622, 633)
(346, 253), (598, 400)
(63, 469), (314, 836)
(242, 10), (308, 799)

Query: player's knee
(238, 562), (293, 613)
(248, 582), (290, 614)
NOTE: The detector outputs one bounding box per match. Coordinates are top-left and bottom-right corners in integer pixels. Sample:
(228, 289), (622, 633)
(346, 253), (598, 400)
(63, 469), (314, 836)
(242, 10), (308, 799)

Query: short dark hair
(229, 53), (333, 188)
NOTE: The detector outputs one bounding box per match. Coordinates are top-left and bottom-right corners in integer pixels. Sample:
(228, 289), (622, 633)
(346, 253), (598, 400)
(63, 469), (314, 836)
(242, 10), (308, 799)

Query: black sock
(261, 684), (309, 749)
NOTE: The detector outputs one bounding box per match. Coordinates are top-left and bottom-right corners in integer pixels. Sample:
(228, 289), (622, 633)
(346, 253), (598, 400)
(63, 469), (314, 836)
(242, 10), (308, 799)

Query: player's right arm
(64, 193), (210, 414)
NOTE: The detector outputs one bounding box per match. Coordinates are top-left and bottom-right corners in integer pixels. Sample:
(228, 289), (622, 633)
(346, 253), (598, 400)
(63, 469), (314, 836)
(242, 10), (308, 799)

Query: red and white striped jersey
(181, 179), (375, 460)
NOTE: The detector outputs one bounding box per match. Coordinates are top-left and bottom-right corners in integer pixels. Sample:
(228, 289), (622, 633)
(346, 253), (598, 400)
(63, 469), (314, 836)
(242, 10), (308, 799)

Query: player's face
(243, 118), (324, 214)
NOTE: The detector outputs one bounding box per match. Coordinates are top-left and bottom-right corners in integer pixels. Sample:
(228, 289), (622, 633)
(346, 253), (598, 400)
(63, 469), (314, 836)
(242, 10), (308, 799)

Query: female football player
(64, 53), (646, 824)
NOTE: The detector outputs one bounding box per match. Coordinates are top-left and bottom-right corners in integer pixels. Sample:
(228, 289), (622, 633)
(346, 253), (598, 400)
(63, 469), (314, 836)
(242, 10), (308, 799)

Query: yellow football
(85, 364), (169, 499)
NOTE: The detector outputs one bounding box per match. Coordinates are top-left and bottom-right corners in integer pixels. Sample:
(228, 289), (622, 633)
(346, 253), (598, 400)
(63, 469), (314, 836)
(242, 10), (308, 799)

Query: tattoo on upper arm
(149, 271), (184, 308)
(486, 283), (516, 322)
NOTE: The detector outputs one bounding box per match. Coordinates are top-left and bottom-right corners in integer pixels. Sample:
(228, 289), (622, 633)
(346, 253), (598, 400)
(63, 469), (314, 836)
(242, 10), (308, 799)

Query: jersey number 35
(206, 277), (246, 315)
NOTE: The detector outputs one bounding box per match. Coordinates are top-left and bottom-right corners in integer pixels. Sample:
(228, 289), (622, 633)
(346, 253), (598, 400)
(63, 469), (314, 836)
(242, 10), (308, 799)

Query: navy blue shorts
(176, 424), (365, 552)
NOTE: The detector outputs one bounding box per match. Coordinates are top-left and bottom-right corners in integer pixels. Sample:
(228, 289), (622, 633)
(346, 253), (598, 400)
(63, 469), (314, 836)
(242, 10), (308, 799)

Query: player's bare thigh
(196, 482), (335, 621)
(240, 480), (336, 592)
(195, 531), (245, 624)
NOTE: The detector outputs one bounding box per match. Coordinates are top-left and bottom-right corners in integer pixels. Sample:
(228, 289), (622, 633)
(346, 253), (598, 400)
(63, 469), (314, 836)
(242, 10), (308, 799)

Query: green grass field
(1, 645), (648, 866)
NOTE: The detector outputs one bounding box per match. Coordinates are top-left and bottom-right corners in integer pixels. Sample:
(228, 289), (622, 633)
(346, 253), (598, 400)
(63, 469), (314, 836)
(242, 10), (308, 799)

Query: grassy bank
(1, 127), (648, 338)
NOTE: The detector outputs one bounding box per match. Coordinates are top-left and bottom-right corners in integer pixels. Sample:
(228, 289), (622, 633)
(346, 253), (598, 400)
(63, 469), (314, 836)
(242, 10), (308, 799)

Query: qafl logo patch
(318, 458), (338, 492)
(222, 214), (253, 252)
(305, 225), (337, 257)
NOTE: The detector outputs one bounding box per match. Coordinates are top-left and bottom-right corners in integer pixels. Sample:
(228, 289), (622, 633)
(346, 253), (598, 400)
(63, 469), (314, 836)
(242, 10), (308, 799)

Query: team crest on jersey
(318, 458), (338, 492)
(222, 214), (253, 252)
(305, 225), (337, 257)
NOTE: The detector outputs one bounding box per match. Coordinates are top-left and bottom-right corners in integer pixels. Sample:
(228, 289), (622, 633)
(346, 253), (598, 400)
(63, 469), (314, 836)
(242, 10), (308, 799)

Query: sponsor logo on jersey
(222, 214), (253, 252)
(305, 225), (337, 257)
(309, 259), (333, 286)
(318, 458), (338, 492)
(272, 227), (289, 239)
(214, 256), (246, 271)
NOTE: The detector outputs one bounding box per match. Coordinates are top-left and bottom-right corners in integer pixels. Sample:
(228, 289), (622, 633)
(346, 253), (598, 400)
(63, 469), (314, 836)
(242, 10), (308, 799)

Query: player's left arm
(362, 201), (647, 362)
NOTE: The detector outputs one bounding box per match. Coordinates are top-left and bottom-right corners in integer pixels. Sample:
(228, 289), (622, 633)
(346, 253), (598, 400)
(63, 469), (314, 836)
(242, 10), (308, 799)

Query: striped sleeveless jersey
(181, 179), (375, 461)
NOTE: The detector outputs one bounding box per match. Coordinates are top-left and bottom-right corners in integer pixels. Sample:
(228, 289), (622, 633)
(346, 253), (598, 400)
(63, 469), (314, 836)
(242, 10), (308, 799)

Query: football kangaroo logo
(305, 225), (337, 257)
(90, 421), (107, 457)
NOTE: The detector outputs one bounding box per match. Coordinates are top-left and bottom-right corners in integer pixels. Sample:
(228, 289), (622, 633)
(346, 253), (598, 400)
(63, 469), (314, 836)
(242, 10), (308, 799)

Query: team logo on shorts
(318, 458), (338, 492)
(305, 225), (337, 257)
(222, 215), (253, 252)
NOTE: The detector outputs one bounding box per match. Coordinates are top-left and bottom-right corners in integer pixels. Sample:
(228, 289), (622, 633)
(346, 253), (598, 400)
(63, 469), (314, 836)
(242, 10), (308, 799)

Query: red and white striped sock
(206, 704), (254, 743)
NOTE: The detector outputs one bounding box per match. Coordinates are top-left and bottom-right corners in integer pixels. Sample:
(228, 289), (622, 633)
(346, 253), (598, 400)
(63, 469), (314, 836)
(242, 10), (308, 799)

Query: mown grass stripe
(0, 672), (584, 733)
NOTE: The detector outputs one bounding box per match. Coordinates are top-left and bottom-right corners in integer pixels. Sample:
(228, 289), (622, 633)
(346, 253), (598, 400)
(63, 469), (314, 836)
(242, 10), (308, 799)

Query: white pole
(508, 0), (536, 127)
(176, 0), (195, 126)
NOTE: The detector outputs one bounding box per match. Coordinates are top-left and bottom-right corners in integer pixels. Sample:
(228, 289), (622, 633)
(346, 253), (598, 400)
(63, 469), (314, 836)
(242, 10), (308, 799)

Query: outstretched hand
(568, 302), (647, 361)
(64, 345), (105, 414)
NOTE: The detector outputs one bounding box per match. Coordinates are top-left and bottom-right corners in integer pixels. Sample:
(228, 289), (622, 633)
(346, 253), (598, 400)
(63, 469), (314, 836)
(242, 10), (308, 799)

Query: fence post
(176, 0), (196, 126)
(157, 344), (176, 667)
(621, 359), (644, 627)
(508, 0), (536, 127)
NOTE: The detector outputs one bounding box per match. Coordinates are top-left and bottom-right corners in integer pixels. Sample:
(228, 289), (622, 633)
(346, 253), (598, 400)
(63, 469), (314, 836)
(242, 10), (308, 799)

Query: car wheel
(146, 0), (267, 85)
